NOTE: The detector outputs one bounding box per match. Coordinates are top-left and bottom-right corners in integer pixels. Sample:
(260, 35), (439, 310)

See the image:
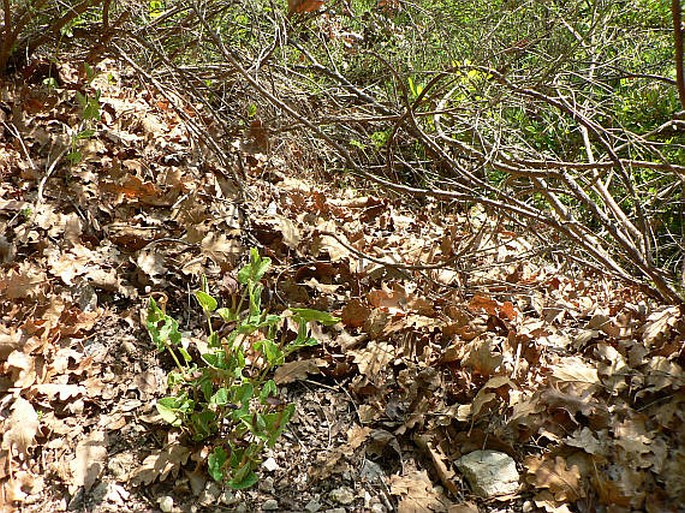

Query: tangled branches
(112, 0), (685, 302)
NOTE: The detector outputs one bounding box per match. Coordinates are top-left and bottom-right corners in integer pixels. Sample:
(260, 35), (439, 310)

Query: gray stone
(304, 498), (322, 512)
(329, 486), (356, 505)
(259, 476), (275, 494)
(324, 509), (347, 513)
(262, 498), (279, 510)
(198, 481), (222, 506)
(359, 459), (385, 483)
(456, 450), (520, 498)
(221, 490), (237, 505)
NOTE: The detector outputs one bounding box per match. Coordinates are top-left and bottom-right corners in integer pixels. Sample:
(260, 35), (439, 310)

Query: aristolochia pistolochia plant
(146, 248), (339, 488)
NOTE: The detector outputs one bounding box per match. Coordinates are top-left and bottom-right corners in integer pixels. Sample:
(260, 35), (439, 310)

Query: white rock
(159, 496), (174, 513)
(456, 450), (520, 497)
(262, 457), (279, 472)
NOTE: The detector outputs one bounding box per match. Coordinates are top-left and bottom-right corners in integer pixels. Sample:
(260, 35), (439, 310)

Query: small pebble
(159, 496), (174, 513)
(325, 509), (346, 513)
(206, 481), (222, 496)
(221, 490), (237, 505)
(259, 476), (275, 494)
(234, 504), (247, 513)
(363, 490), (371, 508)
(330, 486), (355, 505)
(262, 498), (279, 510)
(304, 498), (322, 512)
(262, 457), (279, 472)
(198, 481), (222, 506)
(371, 504), (386, 513)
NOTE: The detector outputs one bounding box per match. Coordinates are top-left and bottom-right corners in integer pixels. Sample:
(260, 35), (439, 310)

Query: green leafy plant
(146, 248), (339, 489)
(67, 63), (101, 164)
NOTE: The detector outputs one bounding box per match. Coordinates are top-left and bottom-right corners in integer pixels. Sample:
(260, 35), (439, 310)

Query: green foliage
(146, 249), (339, 489)
(66, 65), (102, 165)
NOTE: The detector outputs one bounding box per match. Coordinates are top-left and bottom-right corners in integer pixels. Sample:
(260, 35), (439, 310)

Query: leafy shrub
(146, 249), (339, 488)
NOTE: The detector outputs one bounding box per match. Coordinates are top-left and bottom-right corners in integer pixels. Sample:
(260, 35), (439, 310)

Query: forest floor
(1, 60), (685, 513)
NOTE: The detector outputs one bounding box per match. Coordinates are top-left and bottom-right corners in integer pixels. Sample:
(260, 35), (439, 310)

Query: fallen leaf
(201, 233), (242, 269)
(448, 503), (479, 513)
(274, 358), (326, 384)
(278, 217), (301, 249)
(643, 306), (680, 346)
(288, 0), (325, 15)
(551, 356), (599, 387)
(389, 469), (448, 513)
(1, 398), (39, 457)
(131, 441), (190, 485)
(525, 455), (584, 502)
(0, 327), (23, 361)
(136, 250), (168, 282)
(71, 430), (108, 492)
(342, 299), (371, 329)
(349, 341), (395, 378)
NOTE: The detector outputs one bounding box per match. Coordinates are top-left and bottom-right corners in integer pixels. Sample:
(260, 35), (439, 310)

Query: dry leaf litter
(0, 60), (684, 513)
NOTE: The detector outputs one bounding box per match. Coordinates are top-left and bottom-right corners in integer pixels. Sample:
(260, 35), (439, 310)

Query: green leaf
(156, 396), (189, 427)
(210, 387), (229, 406)
(76, 91), (87, 108)
(264, 403), (296, 446)
(146, 298), (182, 351)
(178, 346), (192, 363)
(254, 339), (283, 366)
(291, 308), (340, 325)
(190, 409), (216, 440)
(202, 350), (224, 369)
(66, 150), (82, 164)
(75, 129), (95, 140)
(217, 307), (238, 322)
(237, 248), (271, 284)
(254, 413), (267, 434)
(208, 332), (220, 348)
(195, 290), (218, 312)
(159, 316), (182, 347)
(208, 447), (228, 482)
(259, 380), (277, 403)
(234, 383), (254, 406)
(83, 97), (100, 120)
(199, 374), (214, 402)
(228, 465), (258, 489)
(248, 282), (264, 319)
(83, 62), (96, 82)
